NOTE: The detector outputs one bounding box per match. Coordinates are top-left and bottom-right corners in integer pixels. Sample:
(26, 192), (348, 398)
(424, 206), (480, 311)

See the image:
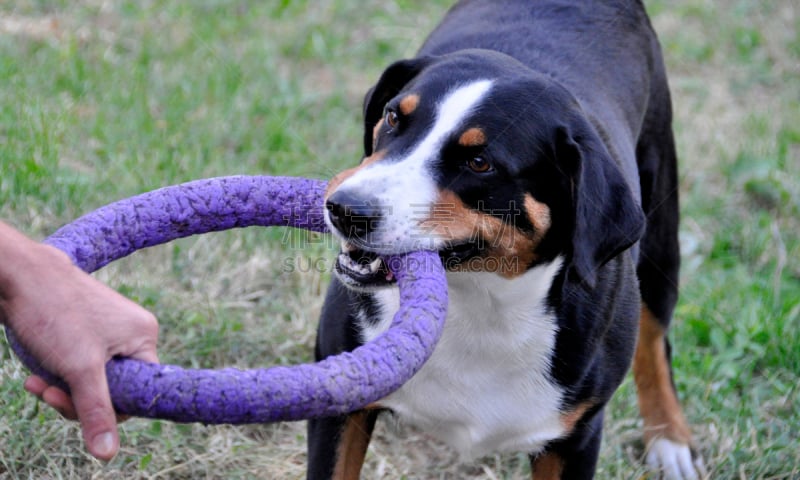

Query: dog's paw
(645, 438), (707, 480)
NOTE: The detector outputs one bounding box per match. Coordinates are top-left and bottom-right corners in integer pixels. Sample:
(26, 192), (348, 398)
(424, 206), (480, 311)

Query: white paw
(645, 438), (707, 480)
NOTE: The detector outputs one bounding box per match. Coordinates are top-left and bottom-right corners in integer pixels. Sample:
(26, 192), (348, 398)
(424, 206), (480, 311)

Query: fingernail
(93, 432), (115, 458)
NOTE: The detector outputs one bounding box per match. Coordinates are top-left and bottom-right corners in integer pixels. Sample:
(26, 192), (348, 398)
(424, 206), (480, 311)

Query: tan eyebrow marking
(458, 127), (486, 147)
(398, 94), (420, 115)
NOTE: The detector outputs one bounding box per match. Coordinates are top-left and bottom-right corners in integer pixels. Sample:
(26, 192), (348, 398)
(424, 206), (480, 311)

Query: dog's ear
(557, 117), (646, 289)
(362, 57), (432, 156)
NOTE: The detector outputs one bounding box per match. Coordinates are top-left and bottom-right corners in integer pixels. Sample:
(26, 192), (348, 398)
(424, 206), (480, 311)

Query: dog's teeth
(339, 253), (355, 269)
(338, 250), (385, 279)
(340, 241), (356, 253)
(369, 257), (382, 273)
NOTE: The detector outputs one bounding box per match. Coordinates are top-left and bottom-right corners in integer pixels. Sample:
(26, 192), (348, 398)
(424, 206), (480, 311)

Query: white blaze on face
(331, 79), (493, 253)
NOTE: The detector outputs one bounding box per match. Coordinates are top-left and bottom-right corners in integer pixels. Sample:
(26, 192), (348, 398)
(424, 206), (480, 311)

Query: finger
(25, 375), (127, 423)
(133, 348), (159, 365)
(41, 386), (78, 420)
(126, 311), (160, 365)
(25, 376), (79, 420)
(23, 375), (50, 397)
(66, 366), (119, 461)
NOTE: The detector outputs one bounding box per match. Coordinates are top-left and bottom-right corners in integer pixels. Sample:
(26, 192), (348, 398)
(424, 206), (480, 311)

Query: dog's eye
(467, 156), (492, 173)
(384, 109), (399, 129)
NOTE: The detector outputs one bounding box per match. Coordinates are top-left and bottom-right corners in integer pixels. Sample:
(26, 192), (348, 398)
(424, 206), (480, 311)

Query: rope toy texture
(5, 175), (448, 423)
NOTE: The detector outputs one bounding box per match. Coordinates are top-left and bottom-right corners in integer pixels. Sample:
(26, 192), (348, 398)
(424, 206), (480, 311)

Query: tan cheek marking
(458, 127), (486, 147)
(482, 216), (539, 278)
(420, 190), (541, 278)
(420, 189), (480, 241)
(524, 193), (552, 244)
(633, 304), (693, 446)
(325, 151), (385, 199)
(332, 411), (374, 480)
(530, 451), (564, 479)
(398, 93), (420, 116)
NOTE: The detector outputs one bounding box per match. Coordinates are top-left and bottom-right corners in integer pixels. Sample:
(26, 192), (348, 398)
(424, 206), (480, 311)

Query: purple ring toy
(5, 175), (448, 423)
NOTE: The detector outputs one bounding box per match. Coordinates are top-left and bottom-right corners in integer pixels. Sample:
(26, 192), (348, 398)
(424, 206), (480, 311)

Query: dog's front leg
(529, 409), (604, 479)
(307, 410), (379, 480)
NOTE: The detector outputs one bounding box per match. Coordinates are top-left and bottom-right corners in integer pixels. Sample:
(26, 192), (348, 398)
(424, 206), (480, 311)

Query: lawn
(1, 0), (798, 478)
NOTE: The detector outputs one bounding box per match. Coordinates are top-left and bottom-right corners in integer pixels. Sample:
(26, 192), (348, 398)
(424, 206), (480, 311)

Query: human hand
(0, 224), (159, 460)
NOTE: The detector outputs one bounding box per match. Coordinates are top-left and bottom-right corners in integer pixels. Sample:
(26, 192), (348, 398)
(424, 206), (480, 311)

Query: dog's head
(325, 50), (645, 290)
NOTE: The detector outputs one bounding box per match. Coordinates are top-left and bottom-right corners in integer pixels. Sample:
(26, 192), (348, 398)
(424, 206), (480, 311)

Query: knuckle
(134, 309), (159, 333)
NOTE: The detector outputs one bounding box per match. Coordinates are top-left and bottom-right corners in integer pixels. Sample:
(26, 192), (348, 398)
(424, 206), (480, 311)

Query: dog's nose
(325, 190), (383, 242)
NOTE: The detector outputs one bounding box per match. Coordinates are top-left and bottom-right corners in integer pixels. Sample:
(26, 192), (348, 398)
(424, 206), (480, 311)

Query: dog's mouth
(335, 242), (394, 289)
(334, 239), (483, 289)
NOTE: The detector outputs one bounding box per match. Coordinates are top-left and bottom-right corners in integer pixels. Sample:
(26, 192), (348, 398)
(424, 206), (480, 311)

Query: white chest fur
(360, 257), (567, 457)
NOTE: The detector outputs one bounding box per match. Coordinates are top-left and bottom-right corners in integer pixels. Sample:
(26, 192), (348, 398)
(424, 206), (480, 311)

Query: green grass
(1, 0), (798, 478)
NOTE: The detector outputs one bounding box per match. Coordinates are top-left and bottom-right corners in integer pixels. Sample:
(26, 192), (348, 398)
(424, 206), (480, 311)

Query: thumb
(66, 365), (120, 461)
(131, 346), (159, 365)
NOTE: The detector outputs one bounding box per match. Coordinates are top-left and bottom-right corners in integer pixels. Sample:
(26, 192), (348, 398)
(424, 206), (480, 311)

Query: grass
(1, 0), (798, 478)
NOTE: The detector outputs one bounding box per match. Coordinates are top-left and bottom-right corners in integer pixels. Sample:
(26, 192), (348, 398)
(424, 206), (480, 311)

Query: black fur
(309, 1), (684, 478)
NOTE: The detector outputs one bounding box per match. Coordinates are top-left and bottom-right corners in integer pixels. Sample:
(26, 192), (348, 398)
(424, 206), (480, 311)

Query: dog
(309, 1), (703, 478)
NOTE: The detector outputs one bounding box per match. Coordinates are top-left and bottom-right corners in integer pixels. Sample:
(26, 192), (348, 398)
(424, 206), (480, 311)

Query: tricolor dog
(309, 1), (704, 478)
